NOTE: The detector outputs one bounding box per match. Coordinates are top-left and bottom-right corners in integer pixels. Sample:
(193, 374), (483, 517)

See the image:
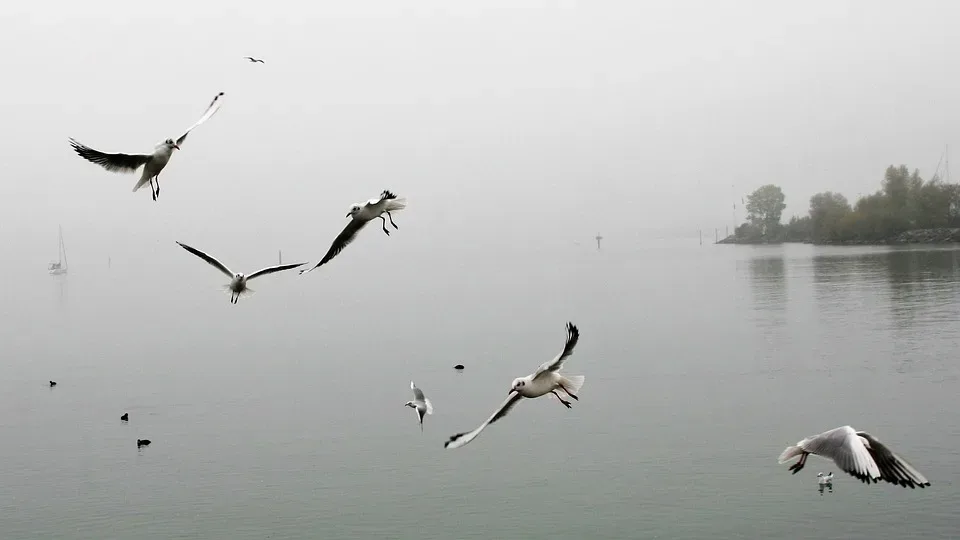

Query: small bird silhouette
(121, 413), (129, 422)
(137, 439), (151, 448)
(49, 381), (57, 387)
(243, 56), (265, 63)
(454, 364), (465, 371)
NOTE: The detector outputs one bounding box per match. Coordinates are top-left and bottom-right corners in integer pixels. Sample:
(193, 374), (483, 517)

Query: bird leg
(155, 174), (161, 198)
(150, 178), (157, 201)
(788, 453), (808, 474)
(551, 390), (572, 408)
(387, 211), (399, 229)
(560, 386), (579, 401)
(379, 216), (390, 236)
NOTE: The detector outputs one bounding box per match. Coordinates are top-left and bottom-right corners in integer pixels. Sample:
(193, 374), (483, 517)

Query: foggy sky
(2, 0), (960, 269)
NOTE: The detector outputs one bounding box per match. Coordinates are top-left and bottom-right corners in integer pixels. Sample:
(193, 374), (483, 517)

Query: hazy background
(3, 0), (960, 266)
(2, 2), (960, 538)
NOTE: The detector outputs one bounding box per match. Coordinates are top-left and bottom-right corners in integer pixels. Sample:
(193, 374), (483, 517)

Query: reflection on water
(818, 483), (834, 496)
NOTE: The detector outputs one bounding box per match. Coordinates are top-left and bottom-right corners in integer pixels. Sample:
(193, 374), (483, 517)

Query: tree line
(731, 165), (960, 244)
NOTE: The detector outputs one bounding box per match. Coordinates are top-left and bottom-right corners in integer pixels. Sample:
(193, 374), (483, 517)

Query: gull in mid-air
(300, 190), (407, 274)
(444, 322), (584, 450)
(175, 241), (304, 304)
(68, 92), (225, 201)
(405, 381), (434, 431)
(817, 472), (833, 485)
(243, 56), (265, 63)
(779, 425), (931, 488)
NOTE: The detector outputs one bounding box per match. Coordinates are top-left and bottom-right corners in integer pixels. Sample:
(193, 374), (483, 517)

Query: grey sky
(2, 0), (959, 266)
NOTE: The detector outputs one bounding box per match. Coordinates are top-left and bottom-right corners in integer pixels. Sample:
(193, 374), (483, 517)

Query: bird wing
(797, 426), (881, 483)
(175, 241), (234, 278)
(175, 92), (225, 146)
(423, 397), (433, 415)
(246, 262), (306, 281)
(68, 138), (151, 173)
(299, 218), (368, 274)
(857, 431), (931, 488)
(411, 381), (426, 401)
(444, 392), (523, 450)
(533, 322), (580, 379)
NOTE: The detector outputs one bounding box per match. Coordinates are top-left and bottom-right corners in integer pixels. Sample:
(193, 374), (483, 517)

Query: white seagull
(405, 381), (434, 432)
(817, 472), (834, 485)
(300, 190), (407, 274)
(243, 56), (265, 63)
(779, 426), (931, 488)
(68, 91), (225, 201)
(175, 241), (304, 304)
(444, 322), (584, 450)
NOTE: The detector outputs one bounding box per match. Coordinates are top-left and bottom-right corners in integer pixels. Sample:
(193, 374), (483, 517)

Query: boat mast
(60, 226), (68, 270)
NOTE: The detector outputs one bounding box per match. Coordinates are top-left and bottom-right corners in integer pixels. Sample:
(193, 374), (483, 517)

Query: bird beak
(173, 144), (181, 150)
(346, 212), (352, 218)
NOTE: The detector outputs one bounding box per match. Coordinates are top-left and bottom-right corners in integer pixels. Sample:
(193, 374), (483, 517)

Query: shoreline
(716, 227), (960, 246)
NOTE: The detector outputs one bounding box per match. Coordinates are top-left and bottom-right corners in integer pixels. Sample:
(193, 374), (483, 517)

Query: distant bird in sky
(405, 381), (434, 432)
(68, 92), (225, 201)
(175, 241), (304, 304)
(444, 322), (584, 449)
(243, 56), (265, 63)
(779, 425), (930, 488)
(300, 190), (407, 274)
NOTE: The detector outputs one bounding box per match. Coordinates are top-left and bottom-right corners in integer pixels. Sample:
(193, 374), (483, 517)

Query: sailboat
(48, 225), (68, 275)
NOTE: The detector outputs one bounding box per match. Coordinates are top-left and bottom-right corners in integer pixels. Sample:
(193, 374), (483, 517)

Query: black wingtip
(381, 190), (398, 200)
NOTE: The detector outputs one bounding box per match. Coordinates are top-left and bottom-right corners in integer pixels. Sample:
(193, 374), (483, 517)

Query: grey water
(1, 241), (958, 539)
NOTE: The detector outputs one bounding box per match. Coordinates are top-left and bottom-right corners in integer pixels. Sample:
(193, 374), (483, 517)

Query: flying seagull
(68, 91), (225, 201)
(175, 241), (304, 304)
(300, 190), (407, 274)
(778, 425), (931, 488)
(405, 381), (434, 431)
(444, 322), (584, 450)
(243, 56), (265, 63)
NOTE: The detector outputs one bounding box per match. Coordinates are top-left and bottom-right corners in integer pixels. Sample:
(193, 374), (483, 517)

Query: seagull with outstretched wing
(175, 241), (304, 304)
(779, 425), (931, 488)
(244, 56), (265, 63)
(444, 322), (585, 450)
(68, 92), (225, 201)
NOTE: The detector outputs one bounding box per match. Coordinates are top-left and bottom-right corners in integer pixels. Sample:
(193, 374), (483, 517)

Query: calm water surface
(1, 241), (958, 539)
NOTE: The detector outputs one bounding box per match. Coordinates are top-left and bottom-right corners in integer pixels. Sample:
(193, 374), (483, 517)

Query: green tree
(746, 184), (786, 235)
(809, 191), (851, 243)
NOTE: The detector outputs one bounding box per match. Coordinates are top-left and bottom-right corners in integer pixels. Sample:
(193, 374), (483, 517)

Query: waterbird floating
(444, 323), (584, 449)
(68, 92), (225, 201)
(137, 439), (151, 448)
(49, 381), (57, 387)
(779, 426), (930, 488)
(405, 381), (433, 432)
(454, 364), (465, 371)
(300, 190), (407, 274)
(121, 413), (129, 422)
(817, 472), (833, 485)
(175, 241), (305, 304)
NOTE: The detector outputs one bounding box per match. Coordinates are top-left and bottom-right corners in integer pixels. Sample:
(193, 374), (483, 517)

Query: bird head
(165, 138), (181, 150)
(235, 273), (244, 280)
(346, 205), (362, 218)
(817, 472), (823, 477)
(510, 378), (526, 393)
(404, 401), (416, 408)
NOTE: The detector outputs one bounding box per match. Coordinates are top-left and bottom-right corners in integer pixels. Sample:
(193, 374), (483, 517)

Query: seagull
(175, 241), (305, 304)
(121, 413), (129, 422)
(444, 322), (584, 450)
(137, 439), (151, 448)
(68, 91), (225, 201)
(243, 56), (265, 63)
(817, 472), (833, 485)
(405, 381), (434, 432)
(778, 426), (931, 488)
(49, 381), (57, 387)
(300, 190), (407, 274)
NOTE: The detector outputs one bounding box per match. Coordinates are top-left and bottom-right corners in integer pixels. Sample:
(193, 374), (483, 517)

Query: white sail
(49, 226), (68, 275)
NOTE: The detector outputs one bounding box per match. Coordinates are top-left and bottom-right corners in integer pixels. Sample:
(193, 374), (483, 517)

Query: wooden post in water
(715, 229), (718, 243)
(699, 229), (702, 246)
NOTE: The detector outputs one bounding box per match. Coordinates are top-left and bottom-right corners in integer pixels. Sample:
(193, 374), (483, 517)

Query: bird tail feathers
(561, 375), (585, 395)
(385, 198), (406, 212)
(778, 445), (804, 464)
(133, 176), (151, 192)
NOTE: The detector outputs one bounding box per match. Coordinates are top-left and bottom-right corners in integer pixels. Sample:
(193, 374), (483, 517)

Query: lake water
(1, 241), (958, 539)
